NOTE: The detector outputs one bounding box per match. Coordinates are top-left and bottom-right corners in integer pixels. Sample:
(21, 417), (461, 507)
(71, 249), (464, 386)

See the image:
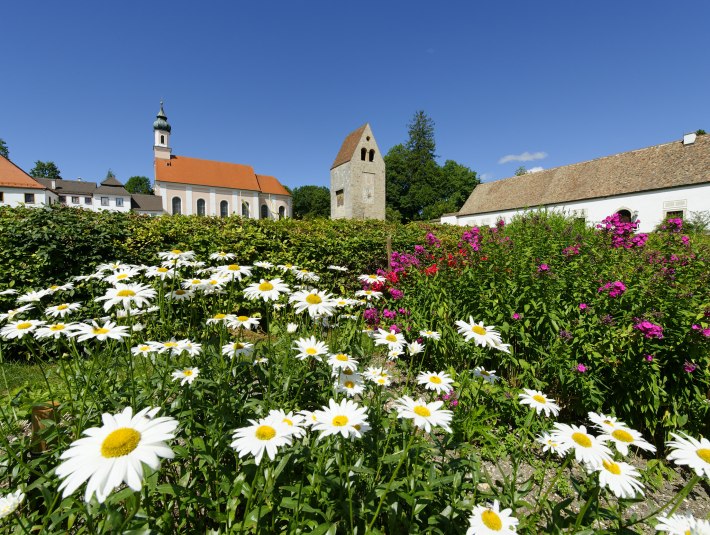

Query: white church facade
(442, 133), (710, 232)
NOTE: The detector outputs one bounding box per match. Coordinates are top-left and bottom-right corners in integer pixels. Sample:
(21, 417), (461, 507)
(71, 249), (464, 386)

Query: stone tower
(153, 101), (172, 160)
(330, 123), (385, 220)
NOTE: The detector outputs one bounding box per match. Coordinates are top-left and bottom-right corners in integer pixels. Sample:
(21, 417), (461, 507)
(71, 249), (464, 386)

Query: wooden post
(31, 402), (60, 454)
(386, 235), (392, 270)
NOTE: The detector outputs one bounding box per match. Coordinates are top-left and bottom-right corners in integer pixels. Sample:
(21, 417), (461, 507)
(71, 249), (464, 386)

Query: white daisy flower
(253, 357), (269, 365)
(588, 412), (629, 434)
(327, 352), (359, 372)
(215, 263), (253, 281)
(254, 261), (274, 269)
(55, 407), (177, 503)
(231, 417), (292, 465)
(46, 282), (74, 293)
(419, 329), (441, 340)
(277, 263), (297, 272)
(131, 343), (158, 357)
(666, 432), (710, 478)
(518, 389), (560, 417)
(393, 396), (453, 433)
(145, 265), (176, 279)
(45, 302), (81, 318)
(35, 322), (77, 339)
(227, 315), (261, 330)
(243, 278), (291, 302)
(182, 278), (207, 291)
(1, 319), (45, 339)
(598, 426), (657, 456)
(154, 340), (182, 355)
(354, 289), (382, 300)
(222, 341), (254, 358)
(200, 276), (228, 294)
(493, 341), (512, 354)
(178, 340), (202, 357)
(206, 313), (234, 325)
(363, 366), (391, 385)
(95, 283), (156, 312)
(171, 367), (200, 386)
(387, 347), (404, 361)
(0, 304), (34, 323)
(266, 409), (307, 439)
(536, 432), (570, 456)
(294, 269), (320, 282)
(96, 261), (135, 272)
(168, 288), (194, 301)
(17, 289), (51, 303)
(289, 289), (337, 318)
(466, 499), (519, 535)
(312, 398), (369, 439)
(335, 372), (365, 397)
(551, 423), (612, 470)
(157, 249), (195, 262)
(595, 459), (645, 499)
(655, 514), (710, 534)
(104, 267), (142, 285)
(0, 289), (18, 296)
(0, 489), (25, 519)
(473, 367), (499, 384)
(408, 340), (425, 356)
(327, 265), (348, 272)
(286, 322), (298, 334)
(373, 328), (406, 352)
(210, 251), (236, 261)
(292, 336), (328, 361)
(358, 274), (386, 285)
(455, 317), (503, 348)
(72, 321), (130, 342)
(417, 371), (454, 394)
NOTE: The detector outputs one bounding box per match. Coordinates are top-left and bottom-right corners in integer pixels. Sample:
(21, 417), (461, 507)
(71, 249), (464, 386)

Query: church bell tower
(153, 101), (172, 160)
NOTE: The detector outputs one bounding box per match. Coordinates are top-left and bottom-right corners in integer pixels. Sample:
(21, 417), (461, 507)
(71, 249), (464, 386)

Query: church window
(116, 197), (124, 207)
(242, 201), (249, 218)
(261, 204), (269, 219)
(25, 193), (35, 204)
(616, 209), (632, 223)
(197, 198), (206, 216)
(220, 200), (229, 218)
(279, 206), (285, 219)
(160, 135), (165, 144)
(72, 196), (80, 204)
(336, 189), (344, 207)
(369, 149), (375, 162)
(172, 196), (181, 215)
(361, 148), (367, 161)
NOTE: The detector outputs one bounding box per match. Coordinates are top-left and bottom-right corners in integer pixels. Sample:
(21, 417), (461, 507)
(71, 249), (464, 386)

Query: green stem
(622, 474), (701, 528)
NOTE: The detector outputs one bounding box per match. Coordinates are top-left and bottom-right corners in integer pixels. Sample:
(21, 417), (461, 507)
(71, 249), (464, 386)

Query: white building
(442, 134), (710, 232)
(0, 155), (56, 207)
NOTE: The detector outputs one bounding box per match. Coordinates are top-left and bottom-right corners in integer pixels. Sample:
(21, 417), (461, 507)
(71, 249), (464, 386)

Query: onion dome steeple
(153, 101), (171, 133)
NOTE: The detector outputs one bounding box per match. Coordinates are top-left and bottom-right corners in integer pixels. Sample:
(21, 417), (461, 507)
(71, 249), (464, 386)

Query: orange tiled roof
(256, 174), (290, 196)
(0, 156), (45, 189)
(155, 155), (259, 191)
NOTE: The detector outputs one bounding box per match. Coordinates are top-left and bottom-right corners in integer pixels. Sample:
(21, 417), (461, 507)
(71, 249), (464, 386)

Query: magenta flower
(512, 312), (521, 320)
(644, 354), (654, 362)
(538, 263), (550, 273)
(575, 363), (588, 373)
(579, 303), (588, 310)
(683, 361), (697, 373)
(633, 320), (664, 339)
(599, 281), (626, 298)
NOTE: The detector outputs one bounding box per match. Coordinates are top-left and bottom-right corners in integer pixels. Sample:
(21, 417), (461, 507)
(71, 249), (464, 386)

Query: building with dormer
(151, 103), (291, 218)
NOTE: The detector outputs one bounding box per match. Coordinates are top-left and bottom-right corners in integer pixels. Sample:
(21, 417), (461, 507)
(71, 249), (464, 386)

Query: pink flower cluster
(597, 213), (648, 248)
(634, 320), (664, 339)
(563, 244), (581, 256)
(460, 226), (482, 252)
(691, 324), (710, 337)
(660, 218), (683, 233)
(598, 280), (626, 298)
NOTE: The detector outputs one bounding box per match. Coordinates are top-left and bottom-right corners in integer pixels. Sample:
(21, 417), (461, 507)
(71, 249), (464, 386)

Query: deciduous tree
(29, 161), (61, 179)
(292, 185), (330, 219)
(125, 176), (154, 195)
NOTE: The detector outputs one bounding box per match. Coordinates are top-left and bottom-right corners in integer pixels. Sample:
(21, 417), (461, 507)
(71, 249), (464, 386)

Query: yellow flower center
(481, 370), (490, 376)
(354, 424), (362, 430)
(697, 448), (710, 464)
(50, 285), (59, 290)
(209, 280), (218, 285)
(472, 325), (487, 336)
(430, 376), (442, 384)
(611, 429), (634, 443)
(344, 381), (355, 389)
(101, 428), (141, 458)
(116, 274), (129, 280)
(227, 264), (240, 271)
(414, 405), (431, 417)
(603, 419), (613, 425)
(306, 348), (317, 355)
(117, 289), (136, 297)
(16, 322), (32, 330)
(237, 315), (249, 322)
(213, 313), (226, 320)
(342, 369), (354, 376)
(57, 304), (69, 310)
(171, 249), (182, 254)
(377, 378), (386, 384)
(332, 415), (348, 427)
(603, 459), (621, 475)
(175, 290), (186, 295)
(234, 343), (245, 349)
(283, 418), (293, 426)
(481, 509), (502, 531)
(183, 370), (193, 376)
(164, 342), (178, 348)
(93, 327), (110, 335)
(572, 432), (592, 448)
(258, 282), (274, 291)
(139, 345), (150, 351)
(158, 267), (168, 273)
(385, 334), (398, 342)
(364, 290), (372, 295)
(532, 395), (547, 404)
(306, 294), (322, 305)
(191, 279), (201, 284)
(335, 354), (349, 361)
(255, 425), (276, 441)
(50, 324), (65, 331)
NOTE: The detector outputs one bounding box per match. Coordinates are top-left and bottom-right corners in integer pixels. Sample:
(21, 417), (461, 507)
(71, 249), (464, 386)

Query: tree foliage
(385, 111), (479, 222)
(125, 176), (154, 195)
(292, 185), (330, 219)
(514, 166), (528, 176)
(29, 161), (61, 179)
(0, 139), (8, 160)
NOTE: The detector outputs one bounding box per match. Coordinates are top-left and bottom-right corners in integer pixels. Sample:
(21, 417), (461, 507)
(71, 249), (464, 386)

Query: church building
(152, 103), (291, 219)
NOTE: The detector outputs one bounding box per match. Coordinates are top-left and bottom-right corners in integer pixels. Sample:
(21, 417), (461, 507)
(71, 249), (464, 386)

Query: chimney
(51, 180), (56, 189)
(683, 133), (697, 146)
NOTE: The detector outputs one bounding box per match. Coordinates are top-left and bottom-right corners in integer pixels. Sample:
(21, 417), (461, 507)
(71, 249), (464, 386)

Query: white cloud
(527, 166), (544, 173)
(480, 173), (494, 182)
(498, 151), (548, 164)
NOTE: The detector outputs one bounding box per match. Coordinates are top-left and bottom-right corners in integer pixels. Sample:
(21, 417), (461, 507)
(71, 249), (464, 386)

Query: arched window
(242, 201), (249, 218)
(278, 206), (286, 219)
(361, 148), (367, 161)
(160, 135), (165, 144)
(220, 200), (229, 218)
(197, 198), (206, 216)
(617, 209), (632, 223)
(369, 149), (375, 162)
(261, 204), (269, 219)
(172, 196), (181, 215)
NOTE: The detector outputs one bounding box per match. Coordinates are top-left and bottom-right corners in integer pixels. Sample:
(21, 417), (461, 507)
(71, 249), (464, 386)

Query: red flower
(424, 264), (438, 276)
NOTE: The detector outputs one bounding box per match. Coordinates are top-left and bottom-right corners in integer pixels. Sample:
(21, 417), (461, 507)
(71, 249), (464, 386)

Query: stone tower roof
(331, 124), (368, 169)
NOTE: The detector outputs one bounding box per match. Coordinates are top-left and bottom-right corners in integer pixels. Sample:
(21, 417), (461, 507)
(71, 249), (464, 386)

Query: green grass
(0, 361), (60, 397)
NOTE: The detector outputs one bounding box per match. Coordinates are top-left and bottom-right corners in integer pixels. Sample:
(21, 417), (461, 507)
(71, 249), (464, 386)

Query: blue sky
(1, 1), (708, 189)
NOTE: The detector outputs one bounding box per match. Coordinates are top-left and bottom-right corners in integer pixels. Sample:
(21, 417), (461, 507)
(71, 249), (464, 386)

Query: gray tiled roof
(36, 178), (97, 195)
(95, 184), (129, 196)
(457, 135), (710, 217)
(130, 194), (164, 212)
